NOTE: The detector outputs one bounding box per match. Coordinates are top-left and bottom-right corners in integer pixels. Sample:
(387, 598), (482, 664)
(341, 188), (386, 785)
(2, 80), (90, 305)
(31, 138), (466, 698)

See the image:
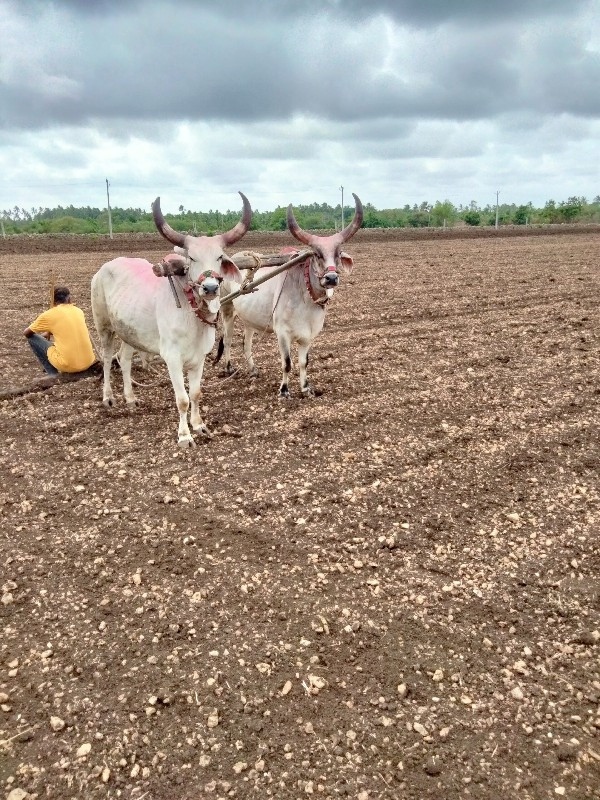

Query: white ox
(91, 194), (249, 447)
(216, 194), (363, 397)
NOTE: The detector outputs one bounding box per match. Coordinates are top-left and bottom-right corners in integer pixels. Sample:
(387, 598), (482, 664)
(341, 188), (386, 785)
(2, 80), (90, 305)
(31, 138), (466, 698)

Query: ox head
(287, 193), (363, 290)
(152, 193), (251, 288)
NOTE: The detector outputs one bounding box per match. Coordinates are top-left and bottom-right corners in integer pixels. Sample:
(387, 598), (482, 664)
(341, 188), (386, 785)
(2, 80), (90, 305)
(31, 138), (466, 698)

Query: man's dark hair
(54, 287), (71, 304)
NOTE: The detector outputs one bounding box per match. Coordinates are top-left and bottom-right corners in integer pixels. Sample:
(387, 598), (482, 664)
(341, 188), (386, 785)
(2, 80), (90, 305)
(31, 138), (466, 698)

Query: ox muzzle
(197, 270), (223, 296)
(321, 265), (340, 288)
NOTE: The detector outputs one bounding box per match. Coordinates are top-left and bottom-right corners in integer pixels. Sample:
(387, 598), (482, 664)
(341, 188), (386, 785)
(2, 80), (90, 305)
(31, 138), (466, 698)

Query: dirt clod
(425, 756), (442, 776)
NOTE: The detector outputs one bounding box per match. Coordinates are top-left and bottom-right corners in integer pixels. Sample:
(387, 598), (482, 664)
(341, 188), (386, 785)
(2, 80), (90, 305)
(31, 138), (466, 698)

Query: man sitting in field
(24, 286), (96, 376)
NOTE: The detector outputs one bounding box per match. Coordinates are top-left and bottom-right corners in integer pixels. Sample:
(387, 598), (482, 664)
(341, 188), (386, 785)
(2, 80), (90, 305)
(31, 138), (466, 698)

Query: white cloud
(0, 0), (599, 212)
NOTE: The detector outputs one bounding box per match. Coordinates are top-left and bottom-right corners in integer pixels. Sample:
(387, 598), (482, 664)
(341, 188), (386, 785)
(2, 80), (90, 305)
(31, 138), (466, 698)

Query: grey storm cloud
(1, 0), (599, 212)
(2, 0), (599, 131)
(46, 0), (591, 25)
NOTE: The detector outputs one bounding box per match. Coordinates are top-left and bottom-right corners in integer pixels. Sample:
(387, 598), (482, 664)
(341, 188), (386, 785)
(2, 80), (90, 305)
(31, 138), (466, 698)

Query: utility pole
(339, 186), (344, 229)
(106, 178), (113, 239)
(0, 217), (5, 239)
(495, 190), (500, 230)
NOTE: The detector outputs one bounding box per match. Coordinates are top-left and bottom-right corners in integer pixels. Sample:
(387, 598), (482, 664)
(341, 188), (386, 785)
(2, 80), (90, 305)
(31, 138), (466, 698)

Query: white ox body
(218, 194), (363, 397)
(91, 194), (249, 446)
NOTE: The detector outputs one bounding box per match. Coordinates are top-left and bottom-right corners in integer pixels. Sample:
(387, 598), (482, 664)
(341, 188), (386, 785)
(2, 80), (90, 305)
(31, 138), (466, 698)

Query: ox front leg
(99, 330), (116, 408)
(188, 360), (212, 438)
(298, 341), (314, 397)
(164, 357), (194, 447)
(119, 342), (138, 407)
(276, 331), (292, 398)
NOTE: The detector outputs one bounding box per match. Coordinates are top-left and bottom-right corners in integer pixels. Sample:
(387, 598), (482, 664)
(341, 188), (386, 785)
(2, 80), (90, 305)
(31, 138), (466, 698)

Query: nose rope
(303, 257), (333, 306)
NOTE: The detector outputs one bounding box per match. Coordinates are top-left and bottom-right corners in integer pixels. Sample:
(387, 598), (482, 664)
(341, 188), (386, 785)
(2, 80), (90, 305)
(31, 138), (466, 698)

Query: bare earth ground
(1, 229), (599, 800)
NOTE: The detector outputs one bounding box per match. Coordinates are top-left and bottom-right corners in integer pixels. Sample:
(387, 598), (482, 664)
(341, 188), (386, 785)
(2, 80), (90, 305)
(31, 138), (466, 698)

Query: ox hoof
(225, 363), (235, 376)
(301, 385), (315, 398)
(126, 399), (139, 409)
(178, 435), (195, 449)
(193, 424), (213, 439)
(279, 387), (290, 399)
(103, 397), (115, 409)
(249, 367), (259, 378)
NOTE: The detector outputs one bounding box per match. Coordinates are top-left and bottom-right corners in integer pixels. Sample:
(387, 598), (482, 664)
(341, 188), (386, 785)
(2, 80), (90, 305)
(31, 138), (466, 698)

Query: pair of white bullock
(91, 193), (363, 447)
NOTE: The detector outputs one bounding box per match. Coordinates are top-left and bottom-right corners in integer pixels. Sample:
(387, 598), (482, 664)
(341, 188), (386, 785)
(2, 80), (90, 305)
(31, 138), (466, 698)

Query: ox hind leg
(298, 340), (315, 397)
(118, 342), (138, 407)
(276, 330), (293, 398)
(218, 303), (236, 375)
(163, 355), (194, 447)
(243, 328), (259, 378)
(98, 329), (117, 408)
(188, 359), (211, 438)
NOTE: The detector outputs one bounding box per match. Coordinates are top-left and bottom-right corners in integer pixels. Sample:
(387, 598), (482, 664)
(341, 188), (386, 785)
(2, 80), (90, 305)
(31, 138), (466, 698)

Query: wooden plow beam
(0, 365), (102, 401)
(221, 248), (313, 307)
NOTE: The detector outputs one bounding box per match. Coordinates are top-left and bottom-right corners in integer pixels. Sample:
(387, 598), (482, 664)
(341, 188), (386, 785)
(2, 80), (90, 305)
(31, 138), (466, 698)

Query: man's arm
(24, 327), (51, 339)
(26, 308), (54, 339)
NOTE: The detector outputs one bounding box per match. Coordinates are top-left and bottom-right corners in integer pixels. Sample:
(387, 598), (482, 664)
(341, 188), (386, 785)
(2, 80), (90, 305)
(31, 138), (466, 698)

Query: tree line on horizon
(1, 195), (599, 235)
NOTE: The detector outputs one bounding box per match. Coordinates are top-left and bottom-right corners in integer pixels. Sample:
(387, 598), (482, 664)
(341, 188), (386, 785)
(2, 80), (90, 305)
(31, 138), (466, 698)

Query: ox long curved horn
(219, 192), (252, 246)
(287, 193), (364, 246)
(338, 193), (364, 243)
(287, 204), (314, 247)
(152, 197), (187, 247)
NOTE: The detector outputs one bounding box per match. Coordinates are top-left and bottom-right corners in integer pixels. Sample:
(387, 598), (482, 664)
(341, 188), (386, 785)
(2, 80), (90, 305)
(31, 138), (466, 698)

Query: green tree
(362, 209), (385, 228)
(513, 205), (530, 225)
(430, 200), (456, 227)
(407, 210), (429, 227)
(463, 210), (481, 226)
(558, 197), (583, 222)
(267, 207), (288, 230)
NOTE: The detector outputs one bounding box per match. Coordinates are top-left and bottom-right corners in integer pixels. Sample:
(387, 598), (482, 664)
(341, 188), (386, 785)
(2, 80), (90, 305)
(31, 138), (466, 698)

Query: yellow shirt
(29, 304), (96, 373)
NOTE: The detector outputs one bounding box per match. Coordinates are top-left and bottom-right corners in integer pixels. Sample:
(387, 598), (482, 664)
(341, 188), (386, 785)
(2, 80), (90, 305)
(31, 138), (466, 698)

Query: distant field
(1, 222), (600, 255)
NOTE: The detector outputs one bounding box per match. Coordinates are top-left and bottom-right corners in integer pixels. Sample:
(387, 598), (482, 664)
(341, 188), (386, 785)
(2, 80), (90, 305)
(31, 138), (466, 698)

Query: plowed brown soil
(1, 230), (599, 800)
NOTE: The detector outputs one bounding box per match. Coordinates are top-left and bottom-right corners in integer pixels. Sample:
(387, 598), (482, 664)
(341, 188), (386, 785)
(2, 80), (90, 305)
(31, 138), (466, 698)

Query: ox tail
(214, 335), (225, 365)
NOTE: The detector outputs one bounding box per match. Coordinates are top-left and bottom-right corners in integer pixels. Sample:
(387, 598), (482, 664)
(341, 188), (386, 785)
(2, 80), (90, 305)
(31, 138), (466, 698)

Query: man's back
(29, 304), (95, 372)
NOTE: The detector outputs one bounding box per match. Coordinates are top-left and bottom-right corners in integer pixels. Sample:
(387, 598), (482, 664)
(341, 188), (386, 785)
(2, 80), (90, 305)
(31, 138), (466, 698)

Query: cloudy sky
(1, 0), (599, 214)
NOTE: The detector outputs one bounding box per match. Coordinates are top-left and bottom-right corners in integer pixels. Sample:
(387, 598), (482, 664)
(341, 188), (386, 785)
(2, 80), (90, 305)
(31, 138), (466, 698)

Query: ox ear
(339, 251), (354, 275)
(219, 254), (243, 283)
(174, 246), (188, 256)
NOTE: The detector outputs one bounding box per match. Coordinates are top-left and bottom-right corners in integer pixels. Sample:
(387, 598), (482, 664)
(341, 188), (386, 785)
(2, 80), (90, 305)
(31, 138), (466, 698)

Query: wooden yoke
(220, 249), (313, 307)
